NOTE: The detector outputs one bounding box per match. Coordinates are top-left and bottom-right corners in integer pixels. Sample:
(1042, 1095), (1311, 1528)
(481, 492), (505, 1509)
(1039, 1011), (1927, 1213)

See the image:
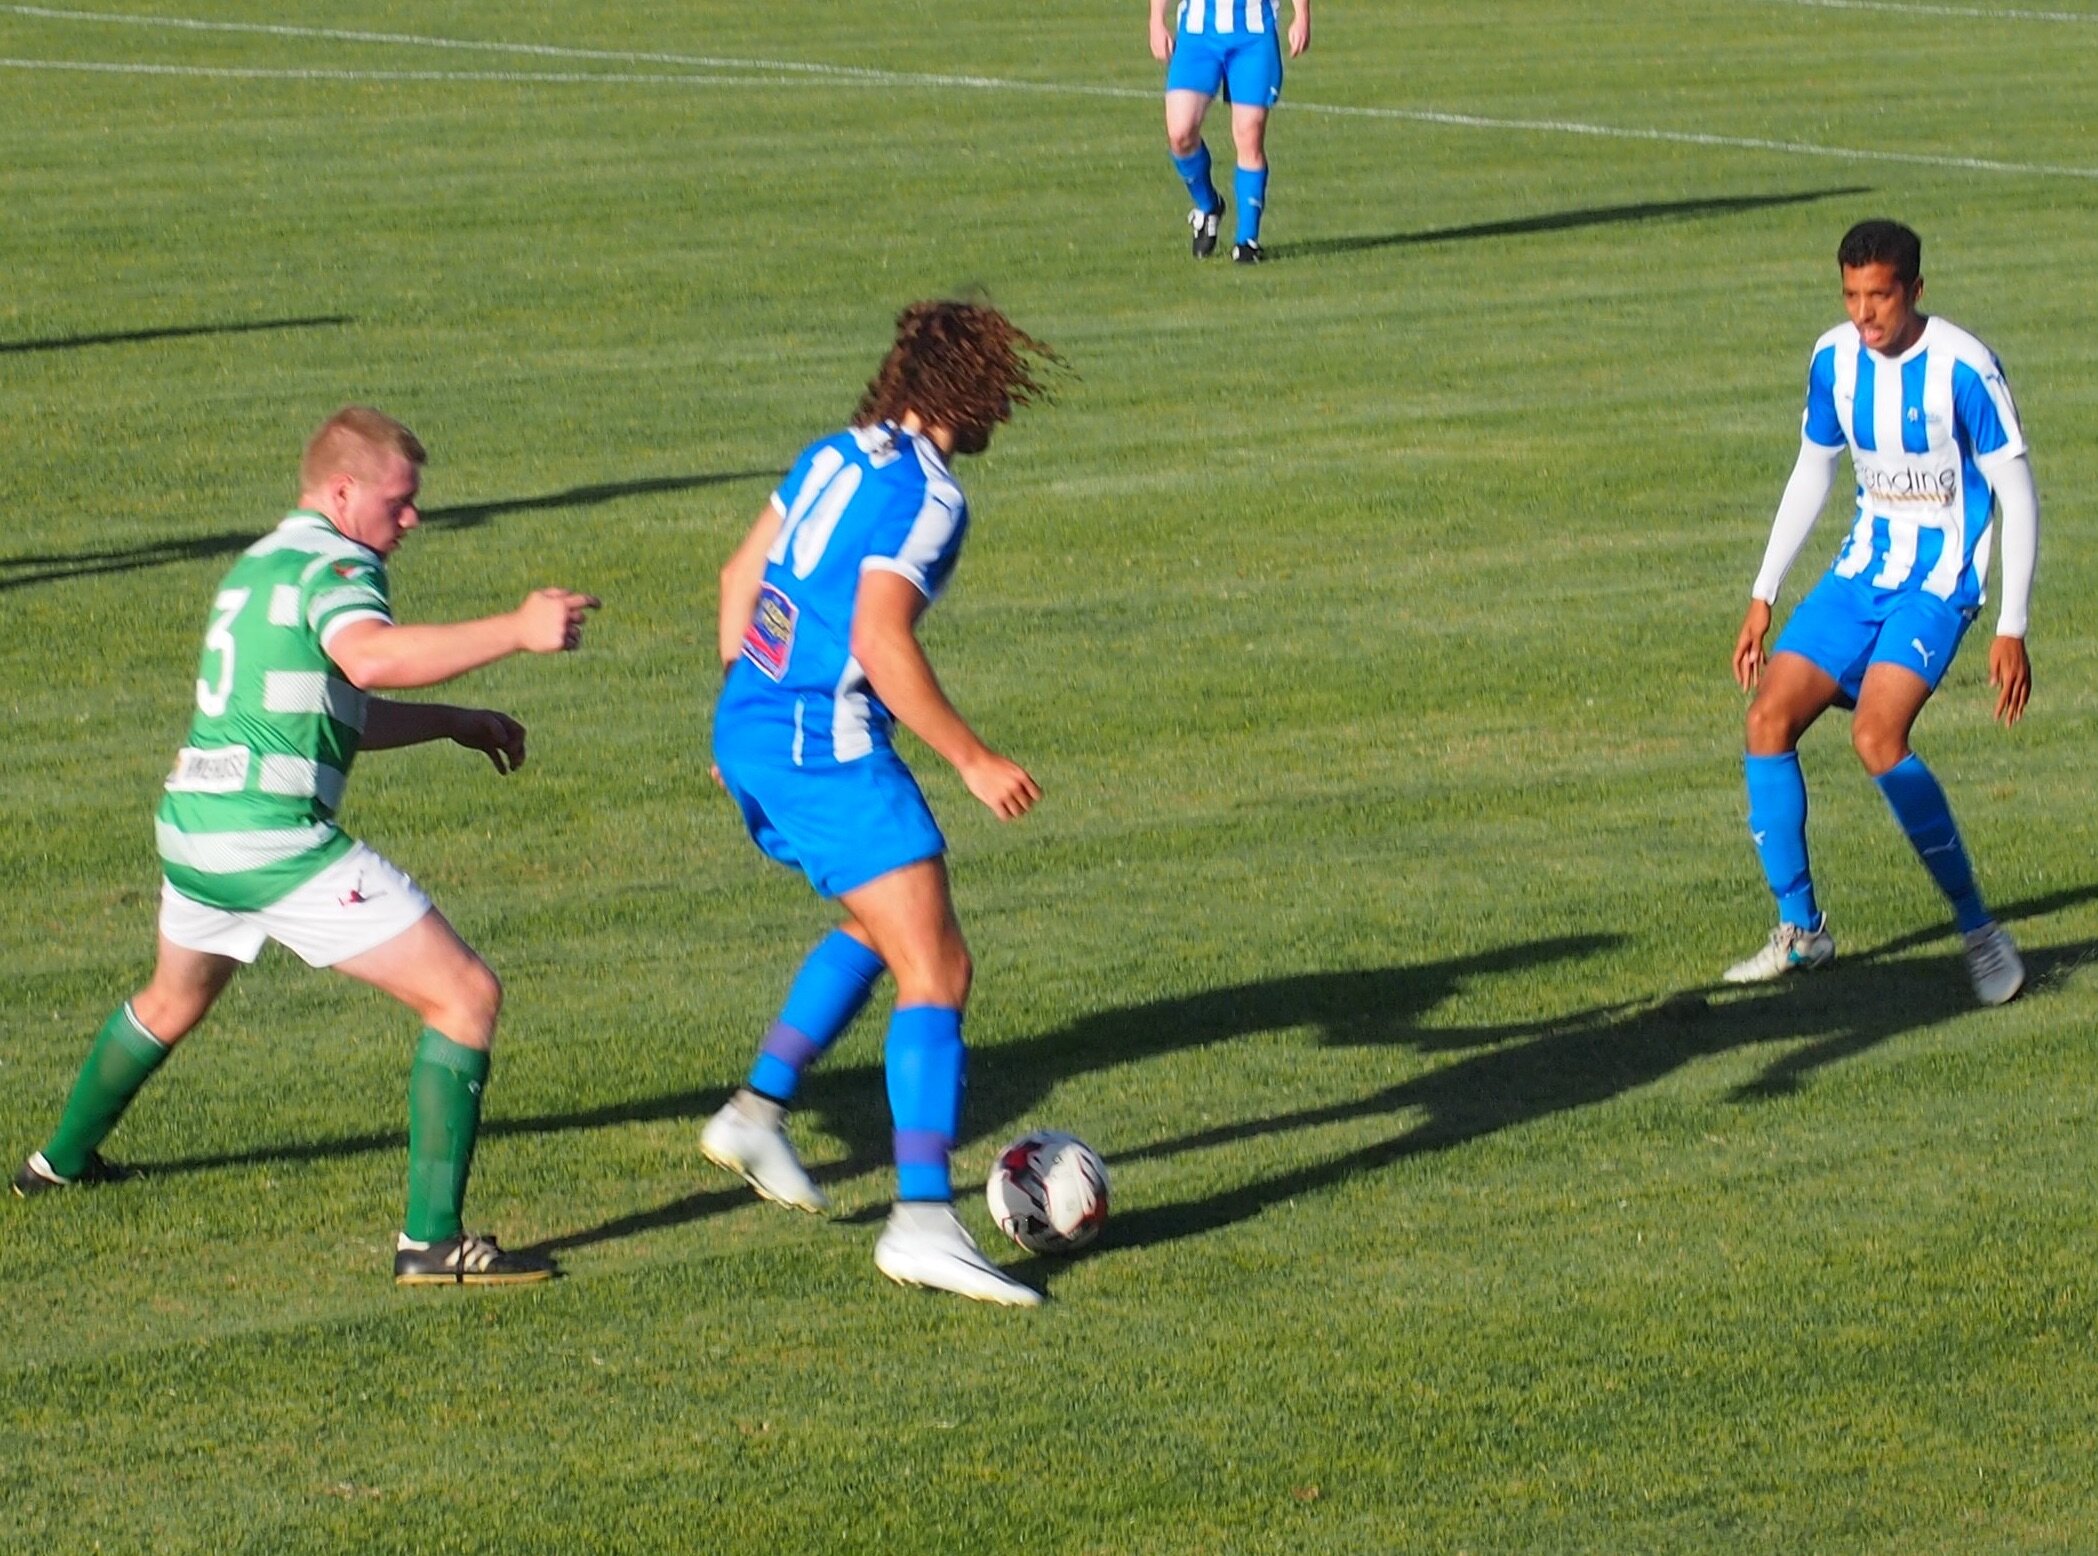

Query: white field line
(0, 57), (844, 86)
(1774, 0), (2098, 22)
(5, 4), (2095, 181)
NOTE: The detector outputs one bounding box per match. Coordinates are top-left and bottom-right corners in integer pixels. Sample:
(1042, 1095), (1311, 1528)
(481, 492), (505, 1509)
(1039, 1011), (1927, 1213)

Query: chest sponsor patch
(167, 745), (251, 793)
(741, 582), (798, 682)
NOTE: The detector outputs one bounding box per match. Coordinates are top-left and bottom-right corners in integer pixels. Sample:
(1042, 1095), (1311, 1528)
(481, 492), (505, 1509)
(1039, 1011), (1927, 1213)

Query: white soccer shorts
(159, 840), (433, 968)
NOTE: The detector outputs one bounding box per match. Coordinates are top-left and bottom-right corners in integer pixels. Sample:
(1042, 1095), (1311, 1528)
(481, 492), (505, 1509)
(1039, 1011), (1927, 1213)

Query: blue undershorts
(714, 744), (946, 899)
(1166, 29), (1283, 108)
(1772, 572), (1976, 706)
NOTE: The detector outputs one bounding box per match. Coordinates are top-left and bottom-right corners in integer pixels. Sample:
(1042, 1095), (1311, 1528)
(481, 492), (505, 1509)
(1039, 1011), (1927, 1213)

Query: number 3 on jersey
(195, 588), (252, 717)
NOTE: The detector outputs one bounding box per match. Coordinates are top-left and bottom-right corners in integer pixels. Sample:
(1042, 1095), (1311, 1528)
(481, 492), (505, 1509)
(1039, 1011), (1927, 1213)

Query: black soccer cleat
(12, 1151), (135, 1198)
(1232, 241), (1265, 265)
(394, 1232), (556, 1287)
(1189, 202), (1222, 259)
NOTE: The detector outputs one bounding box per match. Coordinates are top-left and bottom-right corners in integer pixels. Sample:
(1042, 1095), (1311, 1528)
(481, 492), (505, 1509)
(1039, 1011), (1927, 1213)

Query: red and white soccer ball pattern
(986, 1130), (1109, 1254)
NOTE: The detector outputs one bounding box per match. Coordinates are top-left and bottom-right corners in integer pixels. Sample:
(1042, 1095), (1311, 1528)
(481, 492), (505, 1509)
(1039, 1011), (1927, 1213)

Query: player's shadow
(0, 314), (352, 355)
(481, 934), (1628, 1258)
(0, 469), (773, 593)
(788, 932), (1630, 1175)
(1269, 186), (1871, 263)
(1101, 917), (2098, 1257)
(124, 886), (2098, 1267)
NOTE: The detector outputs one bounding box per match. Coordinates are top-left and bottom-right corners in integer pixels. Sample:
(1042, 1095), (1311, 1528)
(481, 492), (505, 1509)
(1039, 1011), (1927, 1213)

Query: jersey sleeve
(1801, 343), (1844, 449)
(306, 556), (394, 649)
(861, 480), (968, 600)
(1952, 355), (2028, 472)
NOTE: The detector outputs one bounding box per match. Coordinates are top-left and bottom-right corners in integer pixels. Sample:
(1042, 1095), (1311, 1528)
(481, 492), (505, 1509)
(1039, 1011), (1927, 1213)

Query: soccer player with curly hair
(703, 301), (1062, 1306)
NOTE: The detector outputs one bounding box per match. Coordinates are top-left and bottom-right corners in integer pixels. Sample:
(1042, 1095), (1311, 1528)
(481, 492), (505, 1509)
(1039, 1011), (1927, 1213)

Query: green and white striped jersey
(155, 511), (393, 910)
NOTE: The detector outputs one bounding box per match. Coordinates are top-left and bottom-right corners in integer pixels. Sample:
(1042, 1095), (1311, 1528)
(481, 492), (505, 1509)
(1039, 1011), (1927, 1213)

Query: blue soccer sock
(885, 1005), (965, 1203)
(746, 931), (886, 1104)
(1171, 144), (1220, 215)
(1744, 752), (1821, 929)
(1234, 165), (1269, 245)
(1875, 753), (1991, 933)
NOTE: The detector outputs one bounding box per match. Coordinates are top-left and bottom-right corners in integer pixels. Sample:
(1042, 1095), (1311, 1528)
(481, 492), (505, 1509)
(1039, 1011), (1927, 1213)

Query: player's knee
(890, 939), (971, 1009)
(432, 958), (502, 1047)
(1166, 123), (1203, 156)
(129, 987), (210, 1047)
(1743, 697), (1800, 755)
(1850, 721), (1908, 776)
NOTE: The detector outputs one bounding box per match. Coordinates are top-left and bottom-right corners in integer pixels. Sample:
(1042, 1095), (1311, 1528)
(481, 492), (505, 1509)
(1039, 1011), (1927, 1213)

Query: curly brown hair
(853, 300), (1062, 439)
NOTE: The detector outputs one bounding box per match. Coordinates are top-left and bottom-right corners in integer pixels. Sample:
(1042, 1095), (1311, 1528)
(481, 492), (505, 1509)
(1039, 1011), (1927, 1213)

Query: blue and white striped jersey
(716, 421), (968, 768)
(1804, 316), (2026, 609)
(1177, 0), (1277, 35)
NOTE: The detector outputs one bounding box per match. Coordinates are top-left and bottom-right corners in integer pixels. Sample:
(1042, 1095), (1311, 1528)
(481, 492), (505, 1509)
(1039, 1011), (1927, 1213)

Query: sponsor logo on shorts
(339, 874), (388, 908)
(1912, 638), (1936, 668)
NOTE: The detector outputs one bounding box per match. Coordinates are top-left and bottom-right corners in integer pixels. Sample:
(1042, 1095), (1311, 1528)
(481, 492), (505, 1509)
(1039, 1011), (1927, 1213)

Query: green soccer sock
(403, 1027), (491, 1244)
(42, 1004), (172, 1178)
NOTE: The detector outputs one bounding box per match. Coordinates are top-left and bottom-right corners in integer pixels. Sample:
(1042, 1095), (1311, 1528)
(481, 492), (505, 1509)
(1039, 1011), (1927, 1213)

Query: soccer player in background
(1151, 0), (1311, 263)
(13, 408), (600, 1284)
(1729, 221), (2036, 1005)
(703, 301), (1058, 1307)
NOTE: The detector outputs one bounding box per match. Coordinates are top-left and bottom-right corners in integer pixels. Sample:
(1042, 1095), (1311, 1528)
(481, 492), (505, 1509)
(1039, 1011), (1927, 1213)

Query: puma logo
(1912, 639), (1935, 668)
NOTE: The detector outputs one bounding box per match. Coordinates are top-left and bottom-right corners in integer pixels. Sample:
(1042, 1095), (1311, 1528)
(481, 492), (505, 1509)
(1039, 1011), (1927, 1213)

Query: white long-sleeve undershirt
(1990, 453), (2038, 639)
(1749, 443), (2040, 639)
(1750, 440), (1842, 605)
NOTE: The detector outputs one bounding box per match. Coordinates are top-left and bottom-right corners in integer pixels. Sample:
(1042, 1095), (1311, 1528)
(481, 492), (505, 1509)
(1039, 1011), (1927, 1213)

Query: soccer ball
(986, 1130), (1109, 1254)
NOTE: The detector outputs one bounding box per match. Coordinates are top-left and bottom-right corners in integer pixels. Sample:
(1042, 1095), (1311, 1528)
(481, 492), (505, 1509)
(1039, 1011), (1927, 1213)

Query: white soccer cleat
(1724, 920), (1836, 984)
(1963, 922), (2025, 1006)
(874, 1203), (1044, 1307)
(701, 1099), (830, 1214)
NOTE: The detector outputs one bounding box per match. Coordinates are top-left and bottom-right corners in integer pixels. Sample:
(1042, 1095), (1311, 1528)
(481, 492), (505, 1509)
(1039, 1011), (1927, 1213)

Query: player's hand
(961, 750), (1041, 821)
(453, 709), (528, 774)
(1988, 635), (2031, 726)
(1150, 15), (1174, 61)
(1733, 599), (1773, 691)
(515, 588), (601, 654)
(1288, 9), (1310, 55)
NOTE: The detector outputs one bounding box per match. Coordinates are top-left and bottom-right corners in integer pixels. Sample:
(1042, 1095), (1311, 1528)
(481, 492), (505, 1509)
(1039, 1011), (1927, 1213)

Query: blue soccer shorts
(1166, 29), (1283, 108)
(1772, 572), (1977, 705)
(715, 745), (947, 899)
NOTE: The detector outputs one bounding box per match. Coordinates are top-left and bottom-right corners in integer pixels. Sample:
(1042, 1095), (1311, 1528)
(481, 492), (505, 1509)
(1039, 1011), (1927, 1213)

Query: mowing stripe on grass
(7, 6), (2097, 182)
(8, 50), (2098, 186)
(1771, 0), (2098, 23)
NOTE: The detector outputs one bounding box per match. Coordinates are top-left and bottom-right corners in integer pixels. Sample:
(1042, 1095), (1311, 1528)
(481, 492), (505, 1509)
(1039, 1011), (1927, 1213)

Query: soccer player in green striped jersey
(13, 407), (599, 1286)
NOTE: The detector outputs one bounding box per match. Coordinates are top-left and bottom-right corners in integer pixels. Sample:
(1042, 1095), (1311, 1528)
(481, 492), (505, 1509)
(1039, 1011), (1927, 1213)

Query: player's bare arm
(1288, 0), (1311, 57)
(850, 570), (1039, 821)
(1733, 599), (1774, 692)
(1149, 0), (1176, 62)
(362, 700), (528, 773)
(719, 504), (784, 669)
(328, 589), (599, 691)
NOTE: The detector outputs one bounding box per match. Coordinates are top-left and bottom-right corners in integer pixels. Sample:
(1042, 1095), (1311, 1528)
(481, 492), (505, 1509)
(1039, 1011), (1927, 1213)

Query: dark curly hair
(854, 300), (1062, 439)
(1838, 219), (1922, 285)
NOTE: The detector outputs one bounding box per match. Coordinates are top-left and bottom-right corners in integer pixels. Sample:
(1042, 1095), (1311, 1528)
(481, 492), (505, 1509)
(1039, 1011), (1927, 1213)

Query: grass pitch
(6, 2), (2098, 1551)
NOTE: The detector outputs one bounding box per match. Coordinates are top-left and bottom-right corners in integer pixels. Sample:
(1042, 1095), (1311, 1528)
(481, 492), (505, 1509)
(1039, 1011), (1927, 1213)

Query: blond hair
(299, 406), (427, 490)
